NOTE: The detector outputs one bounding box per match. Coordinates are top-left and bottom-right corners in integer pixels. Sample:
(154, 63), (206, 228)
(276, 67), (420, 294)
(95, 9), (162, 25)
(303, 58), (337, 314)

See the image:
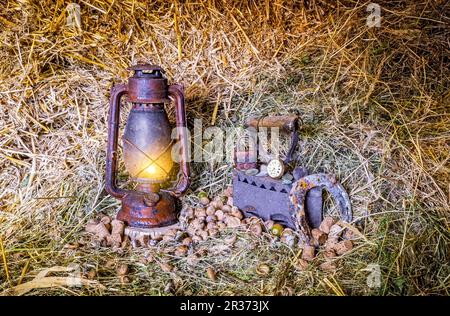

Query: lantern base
(116, 191), (178, 228)
(124, 223), (181, 247)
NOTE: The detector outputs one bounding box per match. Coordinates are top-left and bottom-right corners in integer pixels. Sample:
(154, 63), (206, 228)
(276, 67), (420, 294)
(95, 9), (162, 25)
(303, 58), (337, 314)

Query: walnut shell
(223, 186), (233, 197)
(116, 264), (129, 276)
(319, 216), (336, 234)
(224, 215), (241, 228)
(215, 210), (225, 221)
(294, 258), (309, 271)
(174, 245), (189, 256)
(264, 220), (275, 230)
(328, 224), (343, 241)
(195, 208), (207, 217)
(230, 207), (243, 220)
(334, 240), (353, 255)
(206, 205), (216, 215)
(182, 237), (193, 246)
(221, 205), (232, 213)
(206, 215), (217, 223)
(301, 245), (315, 261)
(199, 197), (210, 206)
(206, 222), (217, 230)
(311, 228), (327, 245)
(249, 223), (263, 236)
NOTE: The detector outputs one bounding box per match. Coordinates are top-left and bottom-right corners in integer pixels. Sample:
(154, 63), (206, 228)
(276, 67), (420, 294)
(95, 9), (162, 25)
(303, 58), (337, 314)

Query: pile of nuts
(83, 185), (357, 271)
(85, 216), (125, 248)
(298, 216), (356, 271)
(181, 186), (252, 241)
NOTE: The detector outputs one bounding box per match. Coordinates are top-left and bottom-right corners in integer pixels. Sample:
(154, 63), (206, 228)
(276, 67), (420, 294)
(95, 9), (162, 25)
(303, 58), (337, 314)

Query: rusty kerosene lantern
(106, 64), (190, 233)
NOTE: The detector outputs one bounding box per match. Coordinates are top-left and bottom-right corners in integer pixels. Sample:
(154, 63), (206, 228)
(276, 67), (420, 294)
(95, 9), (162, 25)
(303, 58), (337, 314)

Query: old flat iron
(232, 115), (352, 244)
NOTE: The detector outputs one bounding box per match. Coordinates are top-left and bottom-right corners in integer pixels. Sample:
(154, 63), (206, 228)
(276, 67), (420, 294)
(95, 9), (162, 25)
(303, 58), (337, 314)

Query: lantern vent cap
(128, 64), (165, 78)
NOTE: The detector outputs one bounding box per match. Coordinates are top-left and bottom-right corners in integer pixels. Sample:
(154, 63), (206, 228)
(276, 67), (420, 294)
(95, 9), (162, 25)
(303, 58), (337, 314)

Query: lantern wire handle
(105, 83), (133, 199)
(161, 84), (191, 197)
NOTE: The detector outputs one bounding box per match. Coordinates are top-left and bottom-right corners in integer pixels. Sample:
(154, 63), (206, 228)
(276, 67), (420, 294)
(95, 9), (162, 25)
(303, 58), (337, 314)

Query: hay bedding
(0, 0), (449, 295)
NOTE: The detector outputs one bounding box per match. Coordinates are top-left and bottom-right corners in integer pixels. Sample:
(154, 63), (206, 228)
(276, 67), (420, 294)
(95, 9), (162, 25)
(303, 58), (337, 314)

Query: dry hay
(0, 0), (449, 295)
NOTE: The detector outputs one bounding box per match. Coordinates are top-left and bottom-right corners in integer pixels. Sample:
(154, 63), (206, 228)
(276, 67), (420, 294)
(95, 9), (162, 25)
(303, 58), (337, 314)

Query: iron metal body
(106, 64), (190, 229)
(233, 169), (352, 231)
(233, 115), (352, 244)
(233, 170), (296, 228)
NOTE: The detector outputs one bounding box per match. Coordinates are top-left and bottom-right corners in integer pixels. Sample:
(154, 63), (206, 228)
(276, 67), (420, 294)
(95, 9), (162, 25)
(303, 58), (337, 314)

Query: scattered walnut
(85, 221), (110, 241)
(206, 215), (217, 223)
(159, 261), (173, 272)
(181, 237), (192, 246)
(174, 245), (188, 256)
(334, 240), (353, 255)
(320, 261), (337, 271)
(116, 264), (129, 276)
(206, 205), (216, 215)
(249, 222), (263, 236)
(230, 207), (243, 220)
(221, 205), (232, 213)
(199, 197), (210, 206)
(206, 267), (217, 281)
(319, 216), (336, 234)
(311, 228), (327, 246)
(224, 215), (241, 228)
(294, 258), (309, 271)
(223, 186), (233, 197)
(215, 210), (225, 221)
(301, 245), (315, 261)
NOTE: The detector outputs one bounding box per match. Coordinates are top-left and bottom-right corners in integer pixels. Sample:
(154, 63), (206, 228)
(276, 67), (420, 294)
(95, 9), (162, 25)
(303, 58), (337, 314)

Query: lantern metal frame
(106, 64), (190, 228)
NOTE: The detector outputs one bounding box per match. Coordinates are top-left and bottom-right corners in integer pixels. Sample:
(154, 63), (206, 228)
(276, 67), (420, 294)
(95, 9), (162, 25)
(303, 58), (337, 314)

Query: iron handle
(245, 115), (300, 164)
(245, 115), (299, 133)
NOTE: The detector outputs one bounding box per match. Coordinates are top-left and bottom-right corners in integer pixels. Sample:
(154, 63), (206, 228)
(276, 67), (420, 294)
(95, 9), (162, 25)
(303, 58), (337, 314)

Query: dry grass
(0, 0), (449, 295)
